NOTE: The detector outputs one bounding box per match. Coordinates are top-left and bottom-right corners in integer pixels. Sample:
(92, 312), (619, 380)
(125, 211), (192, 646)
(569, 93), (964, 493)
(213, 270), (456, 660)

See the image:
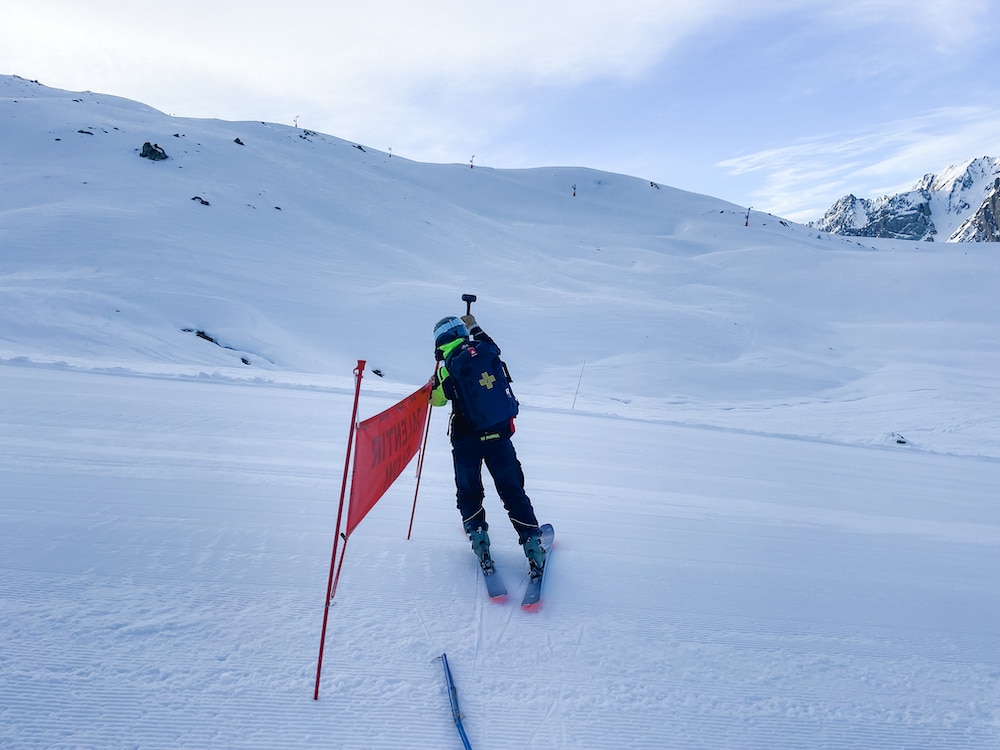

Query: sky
(3, 0), (1000, 222)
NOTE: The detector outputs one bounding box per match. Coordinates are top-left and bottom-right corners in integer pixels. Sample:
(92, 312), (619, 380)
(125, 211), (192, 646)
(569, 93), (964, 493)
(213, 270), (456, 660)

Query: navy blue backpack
(445, 340), (519, 430)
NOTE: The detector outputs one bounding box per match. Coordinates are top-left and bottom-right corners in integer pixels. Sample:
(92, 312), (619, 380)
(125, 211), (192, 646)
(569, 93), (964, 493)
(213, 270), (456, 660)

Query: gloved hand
(461, 314), (477, 330)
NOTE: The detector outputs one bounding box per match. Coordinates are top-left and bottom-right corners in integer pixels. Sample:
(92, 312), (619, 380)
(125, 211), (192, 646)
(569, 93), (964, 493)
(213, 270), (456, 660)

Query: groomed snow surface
(1, 75), (998, 748)
(3, 365), (998, 749)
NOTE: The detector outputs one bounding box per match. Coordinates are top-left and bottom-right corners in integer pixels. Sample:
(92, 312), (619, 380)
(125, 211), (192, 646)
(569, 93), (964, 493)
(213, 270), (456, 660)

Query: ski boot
(522, 531), (547, 583)
(468, 526), (495, 576)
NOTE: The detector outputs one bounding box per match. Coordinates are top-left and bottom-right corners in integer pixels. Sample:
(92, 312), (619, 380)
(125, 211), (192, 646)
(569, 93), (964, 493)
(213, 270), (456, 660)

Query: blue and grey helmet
(433, 315), (469, 347)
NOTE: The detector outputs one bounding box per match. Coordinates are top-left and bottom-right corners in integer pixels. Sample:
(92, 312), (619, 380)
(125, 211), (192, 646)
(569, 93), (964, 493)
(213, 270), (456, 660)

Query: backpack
(445, 340), (519, 430)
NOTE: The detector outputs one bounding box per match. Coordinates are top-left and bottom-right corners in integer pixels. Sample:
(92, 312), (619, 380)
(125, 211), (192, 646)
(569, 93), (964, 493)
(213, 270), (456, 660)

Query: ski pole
(439, 653), (472, 750)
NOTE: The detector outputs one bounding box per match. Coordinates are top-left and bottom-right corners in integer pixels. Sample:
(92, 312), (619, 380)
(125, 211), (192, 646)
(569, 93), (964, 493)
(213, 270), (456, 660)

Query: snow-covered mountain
(0, 73), (863, 414)
(3, 74), (1000, 750)
(815, 156), (1000, 242)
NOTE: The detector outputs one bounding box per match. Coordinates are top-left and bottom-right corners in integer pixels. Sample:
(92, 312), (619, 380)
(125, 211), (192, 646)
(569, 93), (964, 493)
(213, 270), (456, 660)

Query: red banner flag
(346, 383), (432, 537)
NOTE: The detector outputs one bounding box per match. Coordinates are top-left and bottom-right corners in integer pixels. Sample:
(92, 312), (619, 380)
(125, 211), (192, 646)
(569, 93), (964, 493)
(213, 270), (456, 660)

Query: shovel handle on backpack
(461, 293), (477, 316)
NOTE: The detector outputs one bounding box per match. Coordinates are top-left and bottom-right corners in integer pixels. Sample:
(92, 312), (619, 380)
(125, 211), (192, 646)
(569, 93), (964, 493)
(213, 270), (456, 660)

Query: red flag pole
(407, 383), (435, 540)
(314, 359), (365, 701)
(329, 531), (351, 602)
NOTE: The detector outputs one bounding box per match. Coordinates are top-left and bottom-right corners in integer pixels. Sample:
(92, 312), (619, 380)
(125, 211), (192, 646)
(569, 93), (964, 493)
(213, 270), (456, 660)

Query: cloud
(3, 1), (742, 91)
(1, 2), (734, 132)
(0, 0), (756, 160)
(720, 107), (1000, 221)
(814, 0), (990, 39)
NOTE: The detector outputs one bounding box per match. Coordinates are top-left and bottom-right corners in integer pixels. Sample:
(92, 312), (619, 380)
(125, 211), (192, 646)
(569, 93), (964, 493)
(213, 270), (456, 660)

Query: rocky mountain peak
(815, 156), (1000, 242)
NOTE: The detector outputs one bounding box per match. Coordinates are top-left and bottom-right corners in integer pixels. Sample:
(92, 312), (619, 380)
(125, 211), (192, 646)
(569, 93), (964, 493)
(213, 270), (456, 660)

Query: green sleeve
(431, 365), (449, 407)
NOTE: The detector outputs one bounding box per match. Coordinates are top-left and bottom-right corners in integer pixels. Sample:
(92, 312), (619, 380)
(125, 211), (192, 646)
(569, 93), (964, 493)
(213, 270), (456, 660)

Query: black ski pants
(452, 432), (539, 544)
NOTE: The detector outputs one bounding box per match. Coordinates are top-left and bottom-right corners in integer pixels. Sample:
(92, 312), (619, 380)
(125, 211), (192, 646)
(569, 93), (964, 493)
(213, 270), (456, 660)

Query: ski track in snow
(2, 365), (998, 749)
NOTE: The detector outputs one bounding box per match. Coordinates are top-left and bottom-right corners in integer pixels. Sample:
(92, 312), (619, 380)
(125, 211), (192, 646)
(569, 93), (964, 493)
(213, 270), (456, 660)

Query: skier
(430, 313), (547, 582)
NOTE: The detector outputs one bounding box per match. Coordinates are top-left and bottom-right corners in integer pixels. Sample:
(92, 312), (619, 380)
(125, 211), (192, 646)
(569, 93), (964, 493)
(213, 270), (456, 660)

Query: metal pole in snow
(407, 385), (434, 540)
(314, 359), (366, 701)
(571, 361), (586, 410)
(439, 653), (473, 750)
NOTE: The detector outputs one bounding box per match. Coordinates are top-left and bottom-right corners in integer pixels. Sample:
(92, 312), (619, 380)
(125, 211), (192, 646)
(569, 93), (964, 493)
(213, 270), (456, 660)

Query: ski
(521, 523), (554, 607)
(469, 527), (507, 598)
(482, 565), (507, 598)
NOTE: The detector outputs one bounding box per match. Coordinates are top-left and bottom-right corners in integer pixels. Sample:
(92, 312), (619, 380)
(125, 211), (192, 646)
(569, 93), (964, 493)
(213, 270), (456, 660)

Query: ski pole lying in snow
(438, 653), (472, 750)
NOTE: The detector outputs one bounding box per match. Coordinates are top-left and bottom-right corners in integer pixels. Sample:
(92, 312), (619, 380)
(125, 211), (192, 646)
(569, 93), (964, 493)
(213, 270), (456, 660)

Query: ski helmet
(433, 316), (468, 347)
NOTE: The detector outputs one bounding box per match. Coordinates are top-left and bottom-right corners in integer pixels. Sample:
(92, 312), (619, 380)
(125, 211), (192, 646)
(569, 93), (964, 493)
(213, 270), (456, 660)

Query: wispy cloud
(3, 1), (742, 91)
(0, 1), (748, 146)
(1, 0), (760, 161)
(719, 107), (1000, 222)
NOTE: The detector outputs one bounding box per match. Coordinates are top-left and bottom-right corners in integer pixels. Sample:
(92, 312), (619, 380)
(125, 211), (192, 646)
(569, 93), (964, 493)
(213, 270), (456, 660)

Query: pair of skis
(438, 526), (553, 747)
(479, 523), (553, 607)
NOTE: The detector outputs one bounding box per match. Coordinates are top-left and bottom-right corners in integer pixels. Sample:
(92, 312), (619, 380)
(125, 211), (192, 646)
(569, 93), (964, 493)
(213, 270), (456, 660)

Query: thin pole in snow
(329, 532), (350, 603)
(571, 361), (586, 410)
(407, 387), (434, 540)
(439, 653), (473, 750)
(314, 359), (366, 701)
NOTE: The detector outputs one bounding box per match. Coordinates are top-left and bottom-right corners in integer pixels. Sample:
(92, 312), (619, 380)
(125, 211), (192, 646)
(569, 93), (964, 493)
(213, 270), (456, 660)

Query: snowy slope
(4, 75), (999, 454)
(2, 75), (999, 749)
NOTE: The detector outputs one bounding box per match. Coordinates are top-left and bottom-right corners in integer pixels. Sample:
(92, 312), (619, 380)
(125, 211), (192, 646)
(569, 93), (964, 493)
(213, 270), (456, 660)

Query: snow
(924, 157), (1000, 241)
(2, 74), (999, 749)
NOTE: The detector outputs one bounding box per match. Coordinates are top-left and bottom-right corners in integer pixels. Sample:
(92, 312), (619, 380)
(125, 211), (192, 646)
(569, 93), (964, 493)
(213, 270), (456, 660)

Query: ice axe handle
(461, 294), (477, 316)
